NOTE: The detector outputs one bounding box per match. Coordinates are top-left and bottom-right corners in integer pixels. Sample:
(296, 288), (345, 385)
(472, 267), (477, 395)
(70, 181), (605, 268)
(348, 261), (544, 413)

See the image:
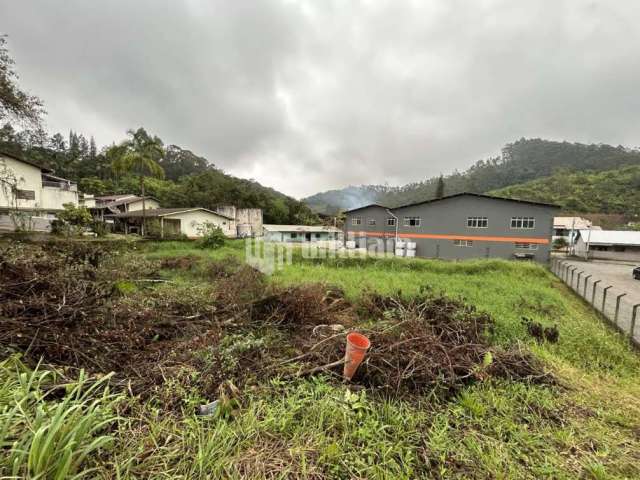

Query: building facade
(344, 193), (558, 263)
(263, 224), (341, 242)
(113, 208), (236, 238)
(0, 151), (79, 231)
(573, 229), (640, 262)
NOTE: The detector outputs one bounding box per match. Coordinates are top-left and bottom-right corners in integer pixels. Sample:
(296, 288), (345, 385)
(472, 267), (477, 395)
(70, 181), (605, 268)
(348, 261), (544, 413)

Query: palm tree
(110, 128), (164, 236)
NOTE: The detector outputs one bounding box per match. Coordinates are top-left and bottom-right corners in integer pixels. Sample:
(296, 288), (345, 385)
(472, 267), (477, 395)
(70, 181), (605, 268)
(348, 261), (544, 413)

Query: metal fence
(550, 258), (640, 347)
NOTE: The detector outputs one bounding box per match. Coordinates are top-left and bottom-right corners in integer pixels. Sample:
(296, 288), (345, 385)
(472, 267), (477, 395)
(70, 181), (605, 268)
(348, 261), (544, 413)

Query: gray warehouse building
(344, 193), (559, 263)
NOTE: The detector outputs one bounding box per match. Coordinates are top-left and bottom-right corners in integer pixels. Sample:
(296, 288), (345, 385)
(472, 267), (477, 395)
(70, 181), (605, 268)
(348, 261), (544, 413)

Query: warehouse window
(387, 217), (396, 226)
(368, 218), (376, 226)
(467, 216), (488, 228)
(511, 217), (535, 229)
(454, 239), (473, 247)
(515, 242), (538, 250)
(404, 216), (421, 227)
(352, 217), (362, 226)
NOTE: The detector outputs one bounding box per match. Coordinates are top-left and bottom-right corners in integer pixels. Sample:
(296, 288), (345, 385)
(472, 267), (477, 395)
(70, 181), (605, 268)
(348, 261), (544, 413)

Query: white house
(573, 229), (640, 262)
(112, 207), (236, 238)
(263, 224), (342, 242)
(0, 150), (79, 231)
(553, 216), (599, 244)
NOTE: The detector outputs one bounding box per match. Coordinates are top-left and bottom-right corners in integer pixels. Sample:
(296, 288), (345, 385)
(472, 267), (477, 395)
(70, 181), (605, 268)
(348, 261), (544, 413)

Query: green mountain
(304, 138), (640, 214)
(490, 165), (640, 215)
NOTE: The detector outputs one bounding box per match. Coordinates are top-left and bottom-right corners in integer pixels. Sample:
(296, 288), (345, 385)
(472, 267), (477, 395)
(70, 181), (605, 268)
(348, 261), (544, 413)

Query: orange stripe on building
(347, 230), (549, 244)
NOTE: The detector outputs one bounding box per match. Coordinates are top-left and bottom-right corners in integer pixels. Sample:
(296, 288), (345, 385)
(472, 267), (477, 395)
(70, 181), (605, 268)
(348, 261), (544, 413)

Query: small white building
(112, 207), (236, 238)
(0, 150), (79, 231)
(263, 224), (342, 243)
(553, 216), (599, 244)
(574, 229), (640, 262)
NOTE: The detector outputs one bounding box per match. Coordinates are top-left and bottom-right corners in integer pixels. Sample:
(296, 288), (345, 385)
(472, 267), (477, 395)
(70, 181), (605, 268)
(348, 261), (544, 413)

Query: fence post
(602, 285), (613, 312)
(570, 266), (577, 286)
(576, 271), (584, 291)
(583, 274), (592, 297)
(591, 279), (601, 305)
(615, 293), (627, 327)
(631, 304), (640, 339)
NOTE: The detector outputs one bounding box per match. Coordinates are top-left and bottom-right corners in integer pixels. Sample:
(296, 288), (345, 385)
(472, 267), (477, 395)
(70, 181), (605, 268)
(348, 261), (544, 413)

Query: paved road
(557, 258), (640, 305)
(553, 257), (640, 340)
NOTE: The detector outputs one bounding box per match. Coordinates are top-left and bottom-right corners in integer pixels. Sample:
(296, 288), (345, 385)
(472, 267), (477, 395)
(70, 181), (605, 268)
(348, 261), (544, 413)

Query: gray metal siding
(344, 195), (556, 262)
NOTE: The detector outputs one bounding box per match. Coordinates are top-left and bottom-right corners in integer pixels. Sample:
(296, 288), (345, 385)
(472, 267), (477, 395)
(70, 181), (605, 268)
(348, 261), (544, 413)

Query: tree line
(0, 35), (318, 225)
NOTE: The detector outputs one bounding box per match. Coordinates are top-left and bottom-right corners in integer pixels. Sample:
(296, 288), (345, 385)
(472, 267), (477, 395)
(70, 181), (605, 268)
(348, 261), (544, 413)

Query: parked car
(634, 266), (640, 280)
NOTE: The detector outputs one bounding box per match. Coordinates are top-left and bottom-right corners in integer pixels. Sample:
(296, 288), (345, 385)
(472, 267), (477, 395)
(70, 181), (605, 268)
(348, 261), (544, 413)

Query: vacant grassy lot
(2, 239), (640, 479)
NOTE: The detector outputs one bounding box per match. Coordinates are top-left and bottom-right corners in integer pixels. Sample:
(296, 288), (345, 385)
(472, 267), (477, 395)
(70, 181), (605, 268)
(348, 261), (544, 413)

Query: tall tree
(110, 128), (165, 236)
(435, 175), (445, 199)
(0, 35), (43, 126)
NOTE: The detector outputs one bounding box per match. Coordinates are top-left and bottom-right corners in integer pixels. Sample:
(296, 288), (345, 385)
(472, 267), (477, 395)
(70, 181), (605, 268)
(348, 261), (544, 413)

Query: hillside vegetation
(0, 126), (319, 225)
(2, 240), (639, 478)
(305, 138), (640, 214)
(491, 165), (640, 215)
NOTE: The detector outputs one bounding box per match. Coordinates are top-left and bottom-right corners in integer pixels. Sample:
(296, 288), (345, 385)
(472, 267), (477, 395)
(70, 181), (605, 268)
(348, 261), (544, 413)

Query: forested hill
(0, 126), (318, 225)
(490, 165), (640, 215)
(304, 138), (640, 214)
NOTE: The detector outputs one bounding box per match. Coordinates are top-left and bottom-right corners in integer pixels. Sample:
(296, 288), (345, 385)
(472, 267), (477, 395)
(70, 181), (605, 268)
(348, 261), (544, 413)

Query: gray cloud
(2, 0), (640, 197)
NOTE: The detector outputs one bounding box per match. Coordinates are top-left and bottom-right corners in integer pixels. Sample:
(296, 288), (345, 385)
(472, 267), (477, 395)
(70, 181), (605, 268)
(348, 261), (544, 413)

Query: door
(305, 233), (312, 241)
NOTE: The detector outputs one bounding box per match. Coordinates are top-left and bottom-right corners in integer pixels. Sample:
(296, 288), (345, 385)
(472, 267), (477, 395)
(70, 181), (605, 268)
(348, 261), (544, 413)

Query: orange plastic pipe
(343, 332), (371, 380)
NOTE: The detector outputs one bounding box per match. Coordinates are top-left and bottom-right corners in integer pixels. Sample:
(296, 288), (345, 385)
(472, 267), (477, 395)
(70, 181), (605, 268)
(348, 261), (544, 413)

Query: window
(511, 217), (535, 229)
(467, 216), (488, 228)
(368, 218), (376, 226)
(404, 216), (421, 227)
(515, 242), (538, 250)
(16, 189), (35, 200)
(352, 217), (362, 226)
(290, 233), (297, 239)
(454, 239), (473, 247)
(387, 217), (396, 226)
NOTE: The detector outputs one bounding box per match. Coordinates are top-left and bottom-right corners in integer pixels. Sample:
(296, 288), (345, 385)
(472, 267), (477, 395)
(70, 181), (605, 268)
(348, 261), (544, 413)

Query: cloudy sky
(2, 0), (640, 198)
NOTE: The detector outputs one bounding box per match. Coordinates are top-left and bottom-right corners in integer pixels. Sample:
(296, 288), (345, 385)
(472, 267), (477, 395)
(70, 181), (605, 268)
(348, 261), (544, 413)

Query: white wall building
(263, 224), (342, 243)
(553, 216), (598, 244)
(0, 151), (79, 231)
(112, 207), (236, 238)
(573, 229), (640, 262)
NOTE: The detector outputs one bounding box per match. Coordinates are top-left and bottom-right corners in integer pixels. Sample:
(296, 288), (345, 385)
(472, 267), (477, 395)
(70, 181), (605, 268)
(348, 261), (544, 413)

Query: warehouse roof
(111, 208), (234, 220)
(263, 224), (341, 233)
(343, 192), (560, 213)
(576, 229), (640, 246)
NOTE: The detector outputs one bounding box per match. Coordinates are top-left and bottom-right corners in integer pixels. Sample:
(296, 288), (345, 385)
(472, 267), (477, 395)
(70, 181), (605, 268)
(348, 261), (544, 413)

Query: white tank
(396, 241), (406, 249)
(345, 241), (356, 249)
(406, 242), (417, 250)
(395, 248), (405, 257)
(406, 249), (416, 257)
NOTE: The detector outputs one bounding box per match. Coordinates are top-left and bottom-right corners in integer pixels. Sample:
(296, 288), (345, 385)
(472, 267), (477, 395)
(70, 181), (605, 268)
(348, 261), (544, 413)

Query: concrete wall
(126, 198), (160, 212)
(344, 195), (556, 263)
(216, 205), (263, 237)
(168, 210), (236, 238)
(41, 186), (79, 210)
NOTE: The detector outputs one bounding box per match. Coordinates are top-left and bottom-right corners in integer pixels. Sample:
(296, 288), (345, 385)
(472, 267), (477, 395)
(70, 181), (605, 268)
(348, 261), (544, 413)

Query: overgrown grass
(4, 240), (640, 478)
(0, 356), (120, 479)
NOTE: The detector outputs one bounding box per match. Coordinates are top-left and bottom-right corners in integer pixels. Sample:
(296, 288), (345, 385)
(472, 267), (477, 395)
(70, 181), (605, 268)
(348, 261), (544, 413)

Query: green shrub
(552, 237), (568, 250)
(54, 203), (93, 236)
(197, 222), (226, 249)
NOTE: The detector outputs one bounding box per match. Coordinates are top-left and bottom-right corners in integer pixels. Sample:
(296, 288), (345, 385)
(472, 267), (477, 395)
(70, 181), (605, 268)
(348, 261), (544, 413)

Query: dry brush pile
(0, 243), (553, 407)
